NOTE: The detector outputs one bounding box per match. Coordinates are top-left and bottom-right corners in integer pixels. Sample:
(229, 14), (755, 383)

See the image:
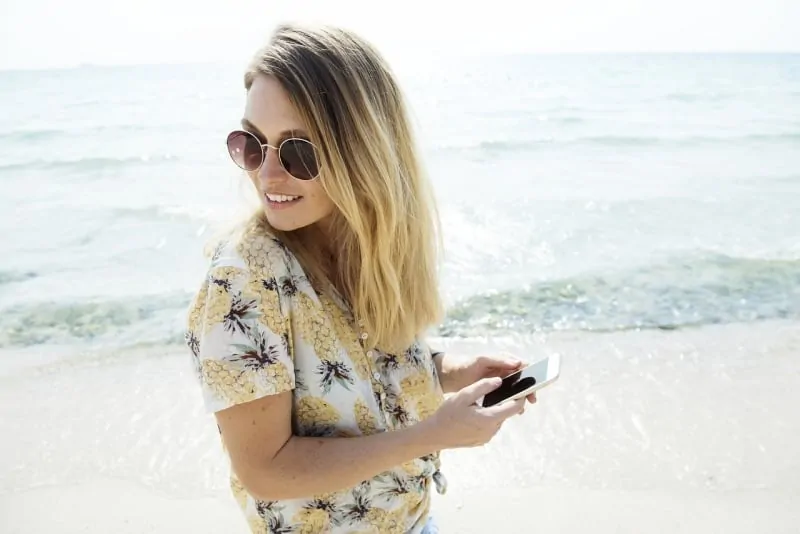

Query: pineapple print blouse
(184, 218), (447, 534)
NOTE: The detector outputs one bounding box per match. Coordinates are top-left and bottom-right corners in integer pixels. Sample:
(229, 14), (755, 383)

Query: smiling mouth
(265, 192), (303, 204)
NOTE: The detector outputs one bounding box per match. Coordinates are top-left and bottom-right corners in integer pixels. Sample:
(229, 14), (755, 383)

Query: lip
(263, 192), (303, 210)
(265, 191), (301, 197)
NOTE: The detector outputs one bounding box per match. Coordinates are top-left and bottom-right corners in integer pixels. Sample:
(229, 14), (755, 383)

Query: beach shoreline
(2, 320), (799, 532)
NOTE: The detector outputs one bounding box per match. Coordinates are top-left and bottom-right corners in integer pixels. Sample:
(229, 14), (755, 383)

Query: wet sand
(1, 320), (798, 533)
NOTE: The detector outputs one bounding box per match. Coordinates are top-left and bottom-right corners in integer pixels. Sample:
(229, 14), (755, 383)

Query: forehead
(244, 75), (305, 136)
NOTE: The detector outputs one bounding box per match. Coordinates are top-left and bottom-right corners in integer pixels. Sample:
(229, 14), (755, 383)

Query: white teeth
(266, 193), (301, 203)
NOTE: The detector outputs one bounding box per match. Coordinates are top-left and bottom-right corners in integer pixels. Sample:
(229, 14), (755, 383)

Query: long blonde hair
(242, 23), (443, 353)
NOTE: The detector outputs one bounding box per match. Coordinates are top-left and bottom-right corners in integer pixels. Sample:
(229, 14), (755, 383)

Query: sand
(2, 480), (797, 533)
(1, 320), (799, 533)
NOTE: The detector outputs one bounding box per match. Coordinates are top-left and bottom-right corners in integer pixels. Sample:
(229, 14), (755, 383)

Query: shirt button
(360, 332), (368, 340)
(380, 393), (386, 401)
(373, 372), (381, 380)
(366, 350), (374, 357)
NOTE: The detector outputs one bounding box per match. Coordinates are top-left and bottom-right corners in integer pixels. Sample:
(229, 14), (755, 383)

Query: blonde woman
(185, 23), (536, 534)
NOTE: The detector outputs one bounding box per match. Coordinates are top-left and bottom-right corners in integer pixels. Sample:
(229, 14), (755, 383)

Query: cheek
(303, 183), (334, 212)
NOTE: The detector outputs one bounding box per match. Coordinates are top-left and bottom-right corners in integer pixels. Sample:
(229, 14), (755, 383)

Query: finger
(527, 392), (537, 404)
(457, 377), (502, 404)
(483, 354), (523, 370)
(483, 397), (526, 420)
(484, 368), (514, 379)
(502, 356), (525, 369)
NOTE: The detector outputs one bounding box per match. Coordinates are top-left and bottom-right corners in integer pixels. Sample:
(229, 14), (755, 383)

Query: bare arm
(216, 391), (437, 501)
(216, 379), (522, 501)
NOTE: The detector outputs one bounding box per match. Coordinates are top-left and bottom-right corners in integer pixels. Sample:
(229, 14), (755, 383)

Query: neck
(301, 219), (344, 295)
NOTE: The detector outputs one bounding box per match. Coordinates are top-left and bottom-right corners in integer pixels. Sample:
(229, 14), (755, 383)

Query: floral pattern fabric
(185, 218), (447, 534)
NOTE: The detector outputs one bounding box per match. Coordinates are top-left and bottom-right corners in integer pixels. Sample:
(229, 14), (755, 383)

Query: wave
(437, 253), (800, 337)
(441, 137), (660, 153)
(3, 253), (798, 348)
(575, 135), (663, 147)
(0, 129), (63, 142)
(475, 140), (550, 152)
(0, 154), (178, 174)
(0, 123), (161, 144)
(0, 292), (191, 348)
(436, 132), (800, 155)
(763, 173), (800, 184)
(0, 270), (38, 285)
(742, 132), (800, 142)
(665, 91), (734, 102)
(470, 109), (585, 124)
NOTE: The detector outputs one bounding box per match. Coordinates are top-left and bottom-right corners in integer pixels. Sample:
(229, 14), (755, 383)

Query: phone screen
(481, 358), (551, 407)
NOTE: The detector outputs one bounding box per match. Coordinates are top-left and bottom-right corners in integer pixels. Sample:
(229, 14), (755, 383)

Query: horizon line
(1, 50), (799, 73)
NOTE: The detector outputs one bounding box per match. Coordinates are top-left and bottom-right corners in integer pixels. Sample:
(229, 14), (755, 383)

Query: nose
(256, 145), (287, 184)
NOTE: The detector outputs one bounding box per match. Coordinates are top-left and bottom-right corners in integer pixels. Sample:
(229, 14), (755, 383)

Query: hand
(421, 377), (526, 449)
(436, 352), (538, 406)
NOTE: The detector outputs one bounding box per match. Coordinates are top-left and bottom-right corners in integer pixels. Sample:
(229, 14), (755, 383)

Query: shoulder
(186, 216), (302, 338)
(185, 217), (299, 412)
(207, 215), (297, 282)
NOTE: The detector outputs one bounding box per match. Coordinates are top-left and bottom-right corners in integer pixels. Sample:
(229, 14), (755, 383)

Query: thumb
(483, 397), (526, 420)
(457, 376), (502, 404)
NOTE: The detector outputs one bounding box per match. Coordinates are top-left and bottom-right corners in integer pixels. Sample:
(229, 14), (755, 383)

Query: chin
(264, 210), (308, 232)
(262, 201), (335, 233)
(265, 215), (298, 232)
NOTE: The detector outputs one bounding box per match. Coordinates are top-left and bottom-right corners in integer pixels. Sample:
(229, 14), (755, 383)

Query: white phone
(480, 353), (561, 407)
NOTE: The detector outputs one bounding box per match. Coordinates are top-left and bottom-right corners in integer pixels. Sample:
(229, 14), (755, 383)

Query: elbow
(235, 465), (285, 501)
(233, 461), (299, 502)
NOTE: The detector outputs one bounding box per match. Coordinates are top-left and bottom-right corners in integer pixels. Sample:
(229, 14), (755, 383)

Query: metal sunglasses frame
(226, 129), (321, 180)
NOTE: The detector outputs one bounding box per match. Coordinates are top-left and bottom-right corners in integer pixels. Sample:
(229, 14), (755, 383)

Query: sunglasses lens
(280, 139), (319, 180)
(227, 131), (263, 171)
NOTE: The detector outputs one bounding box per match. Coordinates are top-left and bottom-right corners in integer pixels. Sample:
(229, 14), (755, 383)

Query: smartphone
(480, 353), (561, 408)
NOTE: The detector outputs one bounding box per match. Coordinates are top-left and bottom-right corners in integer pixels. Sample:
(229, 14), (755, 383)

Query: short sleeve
(185, 259), (295, 414)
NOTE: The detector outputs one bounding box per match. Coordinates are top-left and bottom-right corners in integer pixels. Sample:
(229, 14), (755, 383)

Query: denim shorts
(421, 516), (440, 534)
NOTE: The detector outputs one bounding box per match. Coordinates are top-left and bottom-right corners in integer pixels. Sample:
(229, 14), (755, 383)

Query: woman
(185, 23), (536, 534)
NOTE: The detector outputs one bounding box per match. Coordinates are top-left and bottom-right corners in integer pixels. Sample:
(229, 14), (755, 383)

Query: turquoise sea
(1, 54), (799, 351)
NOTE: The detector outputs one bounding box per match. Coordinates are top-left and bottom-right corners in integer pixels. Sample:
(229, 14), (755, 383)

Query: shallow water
(1, 54), (799, 352)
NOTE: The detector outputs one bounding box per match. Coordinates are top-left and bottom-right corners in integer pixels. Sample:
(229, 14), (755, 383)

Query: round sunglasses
(226, 129), (320, 180)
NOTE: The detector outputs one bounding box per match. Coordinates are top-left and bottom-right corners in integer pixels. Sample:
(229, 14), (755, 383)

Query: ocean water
(1, 54), (799, 352)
